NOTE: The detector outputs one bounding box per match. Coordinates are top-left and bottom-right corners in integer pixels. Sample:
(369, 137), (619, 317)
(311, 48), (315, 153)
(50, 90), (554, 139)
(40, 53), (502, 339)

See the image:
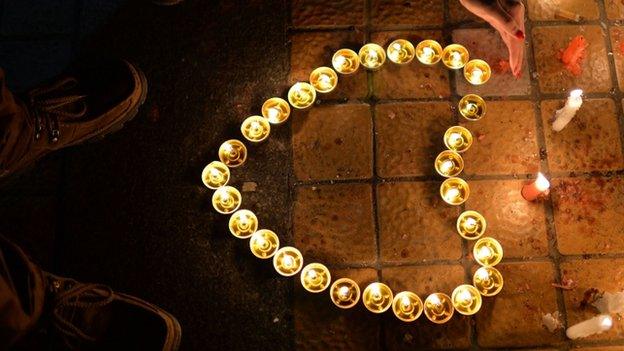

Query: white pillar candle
(566, 314), (613, 339)
(552, 89), (583, 132)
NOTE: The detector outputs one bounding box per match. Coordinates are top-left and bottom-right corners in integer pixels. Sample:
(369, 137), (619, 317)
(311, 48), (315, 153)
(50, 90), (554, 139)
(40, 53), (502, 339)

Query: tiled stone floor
(290, 1), (624, 350)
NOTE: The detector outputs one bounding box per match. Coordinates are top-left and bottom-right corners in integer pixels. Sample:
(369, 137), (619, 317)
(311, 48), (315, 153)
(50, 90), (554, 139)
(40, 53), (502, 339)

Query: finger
(491, 0), (525, 39)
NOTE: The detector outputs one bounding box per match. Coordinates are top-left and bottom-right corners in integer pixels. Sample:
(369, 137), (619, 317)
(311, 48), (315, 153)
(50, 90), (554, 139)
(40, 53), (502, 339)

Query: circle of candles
(218, 139), (247, 168)
(441, 44), (469, 69)
(443, 126), (473, 153)
(423, 293), (454, 324)
(309, 66), (338, 93)
(212, 186), (242, 214)
(330, 278), (361, 309)
(287, 82), (316, 109)
(359, 43), (386, 70)
(332, 49), (360, 74)
(434, 150), (464, 178)
(464, 59), (491, 85)
(473, 266), (504, 296)
(300, 263), (331, 293)
(392, 291), (423, 322)
(387, 39), (415, 65)
(241, 116), (271, 143)
(440, 177), (470, 206)
(201, 161), (230, 189)
(228, 209), (258, 239)
(458, 94), (486, 121)
(473, 237), (503, 267)
(273, 246), (303, 276)
(261, 97), (291, 124)
(249, 229), (280, 259)
(416, 39), (443, 65)
(456, 210), (486, 240)
(362, 282), (393, 313)
(451, 284), (482, 315)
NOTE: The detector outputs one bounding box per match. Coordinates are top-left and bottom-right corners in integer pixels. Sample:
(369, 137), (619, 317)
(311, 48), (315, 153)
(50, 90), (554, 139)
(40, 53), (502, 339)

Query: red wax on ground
(558, 35), (588, 76)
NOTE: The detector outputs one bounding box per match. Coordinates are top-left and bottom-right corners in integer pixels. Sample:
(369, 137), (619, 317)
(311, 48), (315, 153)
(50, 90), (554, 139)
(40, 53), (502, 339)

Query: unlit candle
(552, 89), (583, 132)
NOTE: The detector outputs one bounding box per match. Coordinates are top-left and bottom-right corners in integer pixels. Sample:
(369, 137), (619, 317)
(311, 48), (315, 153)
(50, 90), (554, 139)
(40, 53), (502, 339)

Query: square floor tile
(294, 184), (376, 265)
(552, 177), (624, 255)
(574, 347), (624, 351)
(377, 182), (462, 263)
(448, 0), (485, 24)
(370, 31), (451, 99)
(532, 25), (612, 94)
(375, 101), (453, 178)
(476, 262), (563, 348)
(610, 27), (624, 92)
(290, 31), (368, 100)
(461, 100), (540, 176)
(292, 0), (365, 28)
(370, 0), (443, 29)
(382, 265), (471, 350)
(292, 104), (373, 181)
(560, 258), (624, 342)
(453, 28), (531, 97)
(541, 98), (624, 173)
(606, 0), (624, 20)
(295, 267), (380, 350)
(527, 0), (600, 21)
(466, 180), (549, 259)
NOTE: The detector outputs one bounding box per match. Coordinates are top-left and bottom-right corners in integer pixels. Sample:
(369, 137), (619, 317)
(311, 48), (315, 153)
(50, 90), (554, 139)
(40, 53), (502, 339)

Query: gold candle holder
(261, 97), (290, 124)
(228, 209), (258, 239)
(309, 66), (338, 93)
(464, 59), (491, 85)
(332, 48), (360, 75)
(423, 293), (454, 324)
(241, 116), (270, 143)
(442, 44), (469, 69)
(218, 139), (247, 168)
(456, 210), (486, 240)
(212, 186), (242, 214)
(359, 43), (386, 70)
(392, 291), (423, 322)
(201, 161), (230, 189)
(362, 282), (393, 313)
(434, 150), (464, 178)
(451, 284), (482, 316)
(416, 39), (443, 65)
(444, 126), (473, 153)
(473, 266), (504, 297)
(287, 82), (316, 109)
(458, 94), (486, 121)
(387, 39), (415, 65)
(249, 229), (280, 259)
(473, 237), (503, 267)
(330, 278), (360, 309)
(300, 263), (331, 293)
(440, 177), (470, 206)
(273, 246), (303, 276)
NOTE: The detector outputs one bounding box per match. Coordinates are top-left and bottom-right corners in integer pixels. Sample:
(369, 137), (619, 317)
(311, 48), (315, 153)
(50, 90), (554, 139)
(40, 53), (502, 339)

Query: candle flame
(339, 286), (350, 298)
(393, 42), (402, 51)
(319, 74), (331, 86)
(267, 107), (279, 120)
(401, 295), (412, 308)
(445, 187), (460, 201)
(371, 284), (381, 298)
(335, 55), (347, 67)
(440, 160), (454, 173)
(429, 294), (441, 306)
(471, 68), (483, 83)
(459, 289), (472, 303)
(570, 89), (583, 98)
(477, 246), (492, 260)
(450, 132), (462, 146)
(423, 46), (435, 58)
(210, 168), (221, 179)
(282, 255), (294, 268)
(451, 51), (461, 63)
(223, 142), (233, 153)
(535, 172), (550, 192)
(476, 268), (490, 281)
(465, 217), (477, 229)
(601, 315), (613, 328)
(307, 269), (317, 280)
(239, 214), (249, 227)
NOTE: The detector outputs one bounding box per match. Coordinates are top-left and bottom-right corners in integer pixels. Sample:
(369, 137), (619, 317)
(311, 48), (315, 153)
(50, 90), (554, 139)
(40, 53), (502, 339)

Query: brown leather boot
(0, 59), (147, 179)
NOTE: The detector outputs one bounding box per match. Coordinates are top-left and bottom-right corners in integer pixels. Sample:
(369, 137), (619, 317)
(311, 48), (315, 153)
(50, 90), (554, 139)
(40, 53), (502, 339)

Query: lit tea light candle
(261, 97), (290, 124)
(416, 39), (443, 65)
(300, 263), (331, 293)
(287, 82), (316, 109)
(440, 177), (470, 205)
(273, 246), (303, 276)
(387, 39), (415, 64)
(241, 116), (270, 143)
(330, 278), (360, 309)
(464, 59), (491, 85)
(212, 186), (242, 214)
(228, 209), (258, 239)
(309, 66), (338, 93)
(218, 139), (247, 168)
(249, 229), (280, 259)
(359, 43), (386, 70)
(473, 237), (503, 267)
(451, 284), (482, 315)
(423, 293), (454, 324)
(566, 314), (613, 339)
(201, 161), (230, 189)
(458, 94), (486, 121)
(456, 210), (487, 240)
(434, 150), (464, 177)
(552, 89), (583, 132)
(392, 291), (423, 322)
(522, 172), (550, 201)
(442, 44), (469, 69)
(332, 48), (360, 74)
(362, 282), (393, 313)
(444, 126), (473, 153)
(473, 266), (504, 296)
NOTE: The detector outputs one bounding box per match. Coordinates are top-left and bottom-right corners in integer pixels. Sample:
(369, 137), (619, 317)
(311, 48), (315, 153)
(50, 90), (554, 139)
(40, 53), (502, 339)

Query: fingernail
(515, 30), (525, 40)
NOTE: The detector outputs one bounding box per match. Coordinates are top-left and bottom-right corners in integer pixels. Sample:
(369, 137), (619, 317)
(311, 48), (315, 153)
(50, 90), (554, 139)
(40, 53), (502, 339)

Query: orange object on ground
(558, 35), (588, 76)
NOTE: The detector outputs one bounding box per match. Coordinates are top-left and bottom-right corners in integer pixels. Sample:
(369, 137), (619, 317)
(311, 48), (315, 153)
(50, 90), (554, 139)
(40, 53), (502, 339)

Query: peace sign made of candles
(202, 39), (503, 324)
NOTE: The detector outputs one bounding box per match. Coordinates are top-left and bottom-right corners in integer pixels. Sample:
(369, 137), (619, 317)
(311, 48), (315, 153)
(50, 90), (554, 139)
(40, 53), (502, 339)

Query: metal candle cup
(228, 209), (258, 239)
(473, 266), (504, 296)
(440, 177), (470, 206)
(330, 278), (361, 309)
(212, 186), (242, 214)
(309, 66), (338, 93)
(273, 246), (303, 277)
(218, 139), (247, 168)
(456, 210), (486, 240)
(464, 59), (491, 85)
(451, 284), (482, 315)
(473, 237), (503, 267)
(423, 293), (454, 324)
(241, 116), (270, 143)
(434, 150), (464, 177)
(249, 229), (280, 259)
(362, 282), (393, 313)
(201, 161), (230, 189)
(359, 43), (386, 70)
(444, 126), (473, 153)
(287, 82), (316, 109)
(332, 48), (360, 74)
(441, 44), (469, 69)
(261, 97), (290, 124)
(300, 263), (331, 293)
(459, 94), (486, 121)
(416, 39), (443, 65)
(387, 39), (415, 64)
(392, 291), (423, 322)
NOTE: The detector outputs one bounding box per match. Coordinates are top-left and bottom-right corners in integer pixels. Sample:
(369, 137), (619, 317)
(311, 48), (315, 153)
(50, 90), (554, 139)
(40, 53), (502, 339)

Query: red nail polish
(515, 30), (525, 40)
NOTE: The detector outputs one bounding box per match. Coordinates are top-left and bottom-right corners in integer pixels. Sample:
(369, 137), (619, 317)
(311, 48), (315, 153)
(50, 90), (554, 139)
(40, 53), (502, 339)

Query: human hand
(460, 0), (525, 77)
